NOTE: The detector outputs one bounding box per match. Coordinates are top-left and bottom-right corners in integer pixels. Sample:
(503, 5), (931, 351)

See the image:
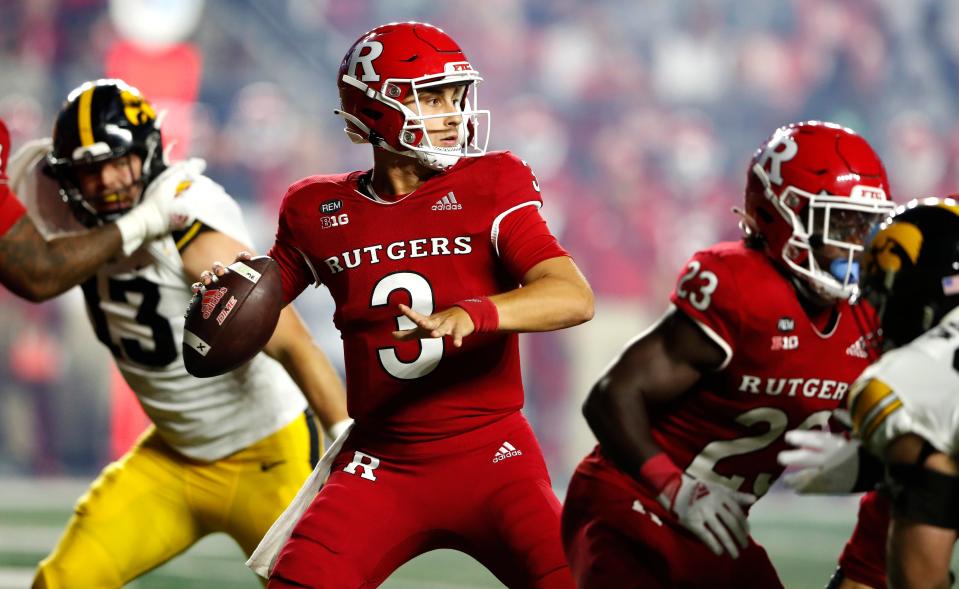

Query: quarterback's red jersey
(0, 119), (26, 237)
(269, 151), (567, 441)
(651, 240), (872, 497)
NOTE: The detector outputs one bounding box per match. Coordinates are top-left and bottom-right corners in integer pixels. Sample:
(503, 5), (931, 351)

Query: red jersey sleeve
(0, 117), (10, 177)
(268, 184), (318, 304)
(0, 118), (25, 236)
(491, 153), (568, 279)
(0, 184), (26, 237)
(668, 249), (742, 369)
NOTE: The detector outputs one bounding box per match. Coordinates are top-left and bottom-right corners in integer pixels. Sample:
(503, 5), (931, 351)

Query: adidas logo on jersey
(846, 336), (869, 359)
(432, 192), (462, 211)
(492, 441), (522, 463)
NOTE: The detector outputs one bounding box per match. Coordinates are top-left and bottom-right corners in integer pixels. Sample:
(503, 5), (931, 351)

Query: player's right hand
(392, 304), (475, 347)
(659, 474), (756, 558)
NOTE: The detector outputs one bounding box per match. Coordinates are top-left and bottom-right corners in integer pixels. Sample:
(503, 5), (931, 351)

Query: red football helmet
(334, 21), (490, 170)
(744, 121), (895, 301)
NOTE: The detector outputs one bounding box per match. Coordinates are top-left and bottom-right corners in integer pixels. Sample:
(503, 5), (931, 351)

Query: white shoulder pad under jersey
(81, 173), (305, 461)
(851, 306), (959, 456)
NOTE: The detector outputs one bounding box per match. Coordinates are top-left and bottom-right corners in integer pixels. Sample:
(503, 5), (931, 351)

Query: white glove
(114, 158), (207, 255)
(7, 138), (52, 190)
(658, 474), (756, 558)
(778, 429), (861, 494)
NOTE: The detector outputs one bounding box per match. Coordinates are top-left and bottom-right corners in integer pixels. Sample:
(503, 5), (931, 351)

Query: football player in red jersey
(0, 116), (186, 301)
(560, 121), (895, 589)
(220, 21), (593, 589)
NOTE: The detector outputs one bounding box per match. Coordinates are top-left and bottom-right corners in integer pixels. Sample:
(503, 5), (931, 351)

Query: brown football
(182, 256), (284, 378)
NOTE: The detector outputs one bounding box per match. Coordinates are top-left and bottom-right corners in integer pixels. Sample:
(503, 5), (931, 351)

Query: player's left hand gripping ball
(183, 255), (284, 377)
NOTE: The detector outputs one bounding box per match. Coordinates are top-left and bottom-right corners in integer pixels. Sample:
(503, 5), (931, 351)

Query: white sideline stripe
(384, 580), (492, 589)
(0, 568), (34, 589)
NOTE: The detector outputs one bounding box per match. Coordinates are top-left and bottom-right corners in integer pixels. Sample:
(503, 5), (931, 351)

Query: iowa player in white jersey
(781, 200), (959, 589)
(17, 79), (350, 589)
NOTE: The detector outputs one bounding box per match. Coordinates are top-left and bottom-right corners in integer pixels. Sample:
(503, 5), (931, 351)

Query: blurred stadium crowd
(2, 0), (959, 479)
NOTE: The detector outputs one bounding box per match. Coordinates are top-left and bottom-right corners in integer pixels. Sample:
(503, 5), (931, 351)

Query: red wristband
(454, 296), (499, 333)
(638, 452), (683, 498)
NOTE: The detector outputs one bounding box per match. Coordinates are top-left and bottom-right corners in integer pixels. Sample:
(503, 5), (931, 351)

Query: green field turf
(0, 479), (921, 588)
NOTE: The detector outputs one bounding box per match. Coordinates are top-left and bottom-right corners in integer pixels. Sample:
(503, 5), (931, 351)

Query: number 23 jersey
(268, 152), (568, 441)
(658, 240), (872, 498)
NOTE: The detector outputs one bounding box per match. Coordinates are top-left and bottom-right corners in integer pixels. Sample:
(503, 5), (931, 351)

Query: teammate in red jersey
(560, 121), (895, 589)
(0, 116), (187, 301)
(221, 21), (593, 588)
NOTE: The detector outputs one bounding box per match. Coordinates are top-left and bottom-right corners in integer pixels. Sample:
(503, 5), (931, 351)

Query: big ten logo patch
(771, 335), (799, 351)
(321, 214), (349, 229)
(320, 199), (349, 229)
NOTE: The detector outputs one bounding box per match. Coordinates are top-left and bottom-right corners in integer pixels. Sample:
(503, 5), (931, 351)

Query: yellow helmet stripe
(78, 86), (96, 147)
(935, 202), (959, 218)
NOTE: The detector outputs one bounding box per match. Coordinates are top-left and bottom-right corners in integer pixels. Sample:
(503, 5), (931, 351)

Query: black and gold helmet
(47, 79), (165, 226)
(861, 198), (959, 349)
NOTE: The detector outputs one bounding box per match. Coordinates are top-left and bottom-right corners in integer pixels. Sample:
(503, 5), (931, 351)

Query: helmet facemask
(49, 132), (161, 227)
(336, 64), (491, 171)
(753, 162), (896, 301)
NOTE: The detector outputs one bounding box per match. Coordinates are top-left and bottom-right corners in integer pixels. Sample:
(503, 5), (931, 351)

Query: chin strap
(333, 108), (416, 158)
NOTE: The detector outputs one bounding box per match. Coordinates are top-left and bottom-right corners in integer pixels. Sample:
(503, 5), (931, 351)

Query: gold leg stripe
(863, 398), (904, 441)
(78, 87), (96, 147)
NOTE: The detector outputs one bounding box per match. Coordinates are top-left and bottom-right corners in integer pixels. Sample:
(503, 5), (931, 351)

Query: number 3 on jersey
(676, 260), (718, 311)
(371, 272), (443, 380)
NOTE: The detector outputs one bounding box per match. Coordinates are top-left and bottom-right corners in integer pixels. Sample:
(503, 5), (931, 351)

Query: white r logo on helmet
(758, 133), (799, 186)
(347, 41), (384, 82)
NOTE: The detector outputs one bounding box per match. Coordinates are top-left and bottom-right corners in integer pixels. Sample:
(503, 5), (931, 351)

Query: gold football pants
(33, 414), (317, 589)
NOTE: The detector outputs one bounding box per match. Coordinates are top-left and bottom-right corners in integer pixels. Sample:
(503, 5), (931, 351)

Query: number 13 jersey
(80, 175), (307, 462)
(657, 240), (871, 498)
(269, 152), (568, 442)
